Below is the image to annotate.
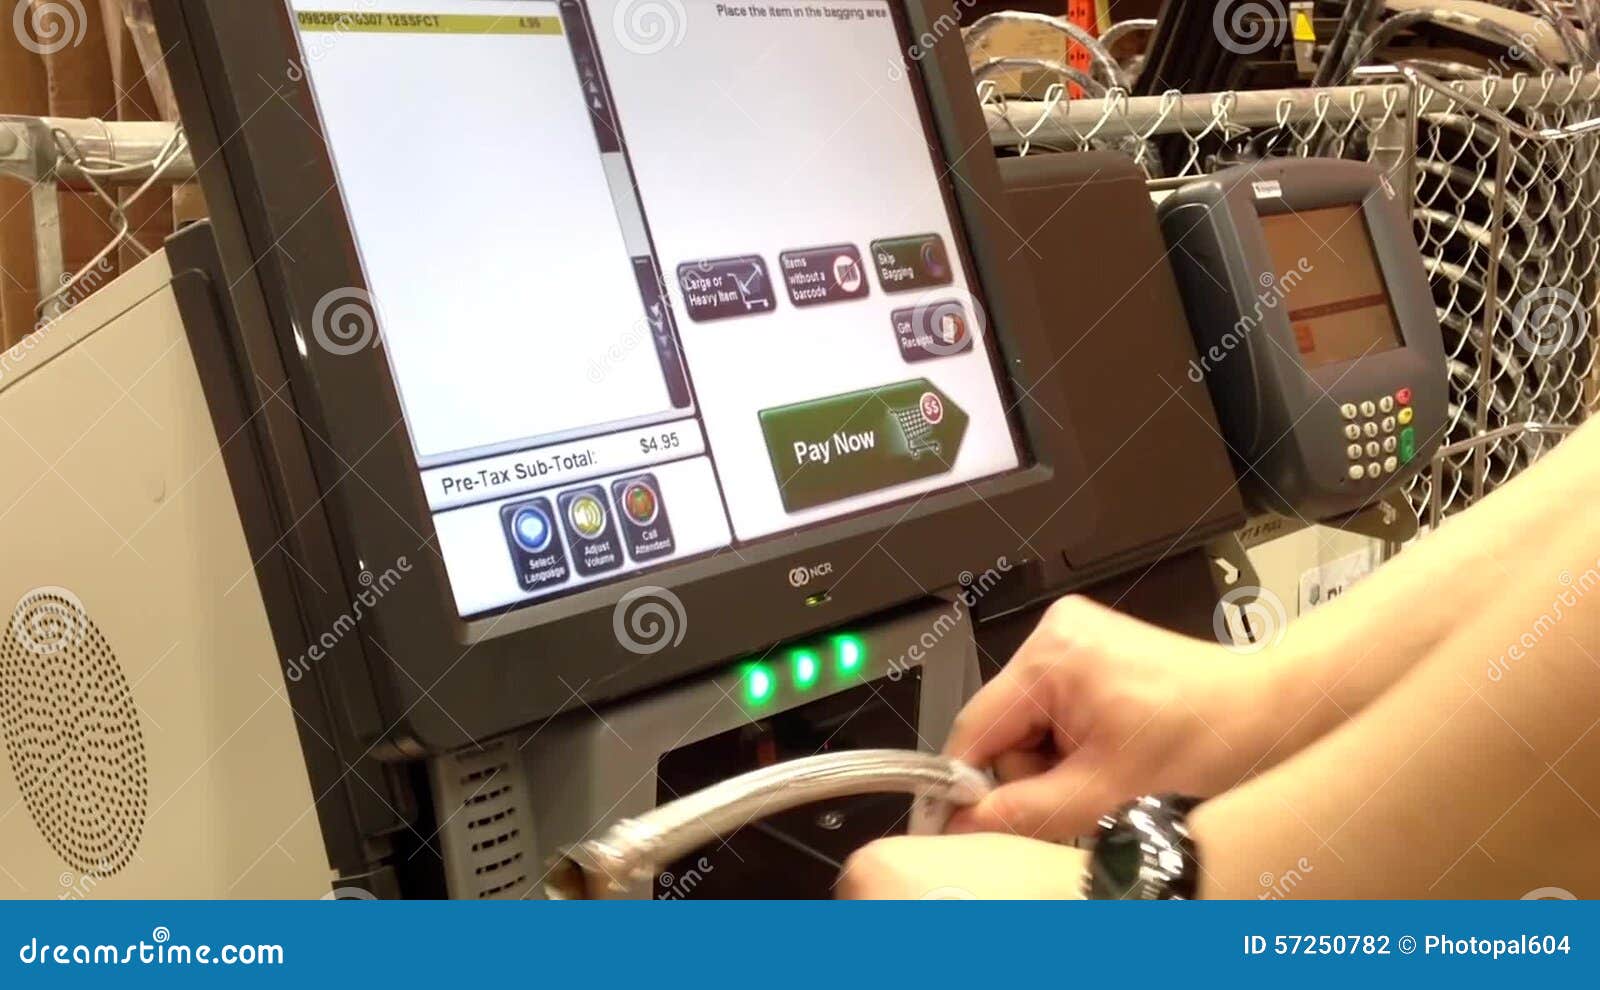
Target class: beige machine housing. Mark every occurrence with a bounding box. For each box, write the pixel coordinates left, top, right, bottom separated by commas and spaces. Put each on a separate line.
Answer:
0, 248, 329, 898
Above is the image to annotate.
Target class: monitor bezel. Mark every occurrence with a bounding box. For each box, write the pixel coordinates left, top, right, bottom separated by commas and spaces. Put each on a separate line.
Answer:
154, 0, 1094, 751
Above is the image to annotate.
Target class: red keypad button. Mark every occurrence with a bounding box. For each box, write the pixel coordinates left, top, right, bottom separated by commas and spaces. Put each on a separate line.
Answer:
1395, 387, 1412, 406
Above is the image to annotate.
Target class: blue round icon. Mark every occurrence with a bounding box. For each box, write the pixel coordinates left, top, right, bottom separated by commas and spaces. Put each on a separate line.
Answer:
511, 506, 552, 553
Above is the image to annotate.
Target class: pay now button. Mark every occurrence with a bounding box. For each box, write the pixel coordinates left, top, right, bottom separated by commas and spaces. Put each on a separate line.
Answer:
758, 379, 969, 513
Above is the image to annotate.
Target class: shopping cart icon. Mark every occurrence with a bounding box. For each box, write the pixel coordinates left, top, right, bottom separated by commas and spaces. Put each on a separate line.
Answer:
890, 404, 942, 459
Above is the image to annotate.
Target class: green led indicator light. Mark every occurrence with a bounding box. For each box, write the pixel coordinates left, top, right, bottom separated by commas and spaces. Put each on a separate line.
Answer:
744, 664, 775, 705
834, 635, 865, 675
792, 650, 820, 689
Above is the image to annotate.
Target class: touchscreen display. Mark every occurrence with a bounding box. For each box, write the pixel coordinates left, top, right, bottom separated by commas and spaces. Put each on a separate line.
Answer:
1259, 204, 1404, 370
289, 0, 1023, 617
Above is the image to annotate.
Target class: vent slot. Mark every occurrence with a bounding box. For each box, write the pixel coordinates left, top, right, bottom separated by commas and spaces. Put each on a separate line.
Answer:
432, 739, 536, 899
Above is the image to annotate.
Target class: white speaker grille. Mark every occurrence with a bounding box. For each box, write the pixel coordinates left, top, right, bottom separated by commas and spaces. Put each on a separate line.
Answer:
1, 589, 148, 875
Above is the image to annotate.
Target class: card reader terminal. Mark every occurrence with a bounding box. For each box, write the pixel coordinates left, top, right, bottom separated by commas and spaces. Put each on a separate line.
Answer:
1158, 159, 1446, 520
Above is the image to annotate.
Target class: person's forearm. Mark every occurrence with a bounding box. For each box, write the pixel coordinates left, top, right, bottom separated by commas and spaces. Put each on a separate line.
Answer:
1192, 510, 1600, 898
1256, 421, 1600, 764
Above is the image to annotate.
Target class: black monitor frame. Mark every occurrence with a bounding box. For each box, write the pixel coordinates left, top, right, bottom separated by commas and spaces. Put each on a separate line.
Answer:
153, 0, 1095, 752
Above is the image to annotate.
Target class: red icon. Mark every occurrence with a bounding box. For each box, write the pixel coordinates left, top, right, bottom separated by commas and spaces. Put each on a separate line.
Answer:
622, 482, 659, 526
919, 391, 944, 425
1395, 387, 1412, 406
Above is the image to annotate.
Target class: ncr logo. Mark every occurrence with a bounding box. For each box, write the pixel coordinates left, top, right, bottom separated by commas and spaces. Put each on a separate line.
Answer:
788, 562, 834, 588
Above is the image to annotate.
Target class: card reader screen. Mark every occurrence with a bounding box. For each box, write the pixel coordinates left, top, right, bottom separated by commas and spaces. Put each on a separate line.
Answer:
287, 0, 1024, 617
1260, 204, 1404, 370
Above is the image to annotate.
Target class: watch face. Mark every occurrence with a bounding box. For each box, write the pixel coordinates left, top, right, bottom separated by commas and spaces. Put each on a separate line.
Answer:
1088, 823, 1145, 899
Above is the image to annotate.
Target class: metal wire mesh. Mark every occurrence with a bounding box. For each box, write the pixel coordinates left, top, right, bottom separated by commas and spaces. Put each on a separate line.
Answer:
985, 71, 1600, 524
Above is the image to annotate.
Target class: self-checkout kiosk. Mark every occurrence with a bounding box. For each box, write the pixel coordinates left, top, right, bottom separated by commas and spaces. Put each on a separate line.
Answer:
0, 0, 1443, 898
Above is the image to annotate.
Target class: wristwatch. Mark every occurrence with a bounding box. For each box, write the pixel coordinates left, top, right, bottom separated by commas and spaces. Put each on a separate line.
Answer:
1083, 794, 1203, 899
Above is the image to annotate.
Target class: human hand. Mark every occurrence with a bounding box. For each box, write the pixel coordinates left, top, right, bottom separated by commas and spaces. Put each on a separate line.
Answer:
943, 595, 1287, 840
836, 833, 1089, 899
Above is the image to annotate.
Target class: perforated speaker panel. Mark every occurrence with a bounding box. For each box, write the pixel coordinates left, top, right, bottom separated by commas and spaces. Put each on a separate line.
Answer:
0, 589, 148, 875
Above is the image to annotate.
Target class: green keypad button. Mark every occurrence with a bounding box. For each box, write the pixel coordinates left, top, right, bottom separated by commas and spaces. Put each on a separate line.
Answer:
1398, 426, 1417, 464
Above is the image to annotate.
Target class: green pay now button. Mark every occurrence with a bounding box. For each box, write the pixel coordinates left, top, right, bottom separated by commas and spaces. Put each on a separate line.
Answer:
759, 379, 969, 513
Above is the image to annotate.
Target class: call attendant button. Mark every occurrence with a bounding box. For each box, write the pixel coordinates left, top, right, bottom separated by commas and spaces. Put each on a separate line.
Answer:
558, 486, 624, 576
611, 473, 676, 563
499, 497, 570, 593
758, 378, 970, 513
